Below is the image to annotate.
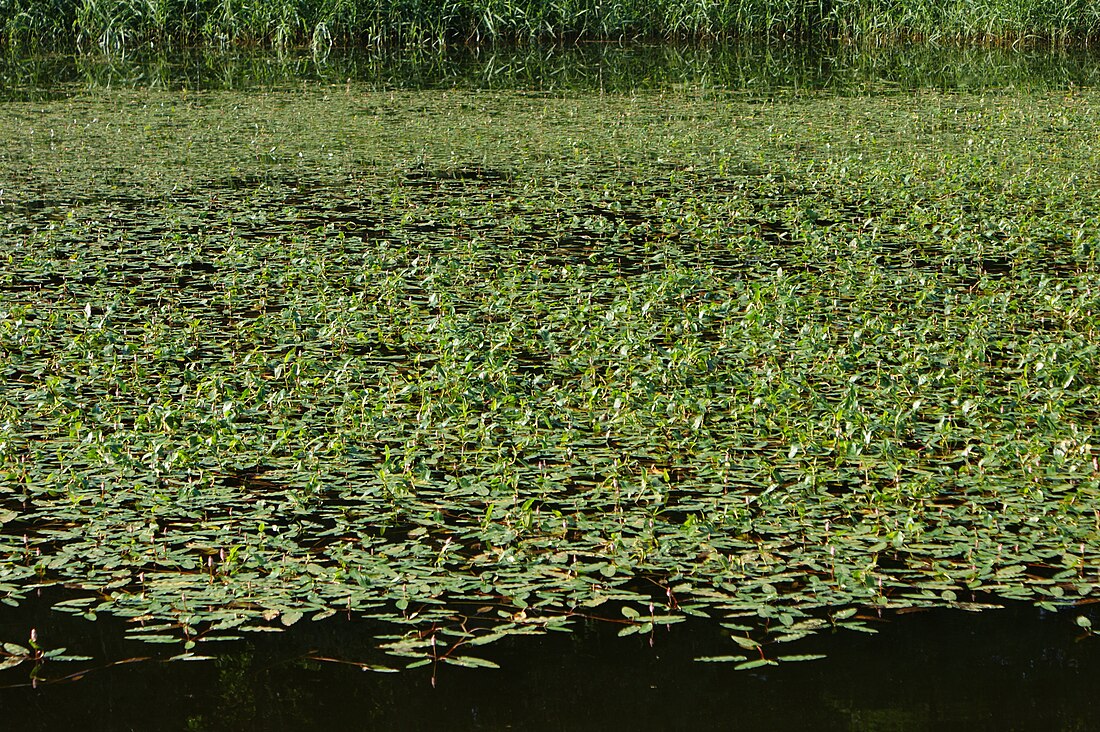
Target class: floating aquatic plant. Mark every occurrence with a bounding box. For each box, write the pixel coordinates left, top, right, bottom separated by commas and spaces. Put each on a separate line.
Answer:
0, 78, 1098, 671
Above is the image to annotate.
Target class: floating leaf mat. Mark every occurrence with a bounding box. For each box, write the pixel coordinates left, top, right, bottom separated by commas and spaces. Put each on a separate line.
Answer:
1, 86, 1098, 667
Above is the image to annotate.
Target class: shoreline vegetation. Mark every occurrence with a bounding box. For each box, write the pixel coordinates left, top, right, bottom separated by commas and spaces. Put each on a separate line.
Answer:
2, 0, 1100, 51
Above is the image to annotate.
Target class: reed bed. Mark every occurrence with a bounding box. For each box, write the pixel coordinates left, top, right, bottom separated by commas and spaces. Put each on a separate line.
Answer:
2, 0, 1100, 49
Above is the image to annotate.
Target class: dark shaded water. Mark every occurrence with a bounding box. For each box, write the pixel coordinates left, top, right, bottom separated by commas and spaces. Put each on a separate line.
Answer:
1, 594, 1097, 731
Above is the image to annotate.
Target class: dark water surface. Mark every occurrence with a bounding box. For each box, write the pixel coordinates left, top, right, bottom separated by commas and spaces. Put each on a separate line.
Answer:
0, 594, 1097, 731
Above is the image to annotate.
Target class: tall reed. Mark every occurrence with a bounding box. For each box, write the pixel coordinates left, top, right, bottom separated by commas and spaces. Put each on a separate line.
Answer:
2, 0, 1098, 49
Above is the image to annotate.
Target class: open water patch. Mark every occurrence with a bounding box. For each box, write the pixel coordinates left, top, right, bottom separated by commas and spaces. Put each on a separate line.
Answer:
0, 593, 1096, 730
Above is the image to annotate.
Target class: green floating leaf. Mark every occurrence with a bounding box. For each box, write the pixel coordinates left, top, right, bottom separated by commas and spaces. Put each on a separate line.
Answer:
720, 623, 753, 632
679, 605, 711, 618
442, 655, 500, 669
360, 664, 399, 673
650, 615, 684, 626
694, 655, 747, 663
777, 654, 828, 663
168, 653, 216, 662
467, 631, 512, 647
43, 650, 92, 661
734, 658, 778, 671
128, 635, 182, 643
774, 632, 810, 643
731, 635, 761, 650
1076, 615, 1092, 629
839, 622, 878, 635
197, 635, 243, 643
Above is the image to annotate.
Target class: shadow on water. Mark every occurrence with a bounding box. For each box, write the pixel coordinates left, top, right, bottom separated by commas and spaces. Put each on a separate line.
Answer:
0, 592, 1097, 731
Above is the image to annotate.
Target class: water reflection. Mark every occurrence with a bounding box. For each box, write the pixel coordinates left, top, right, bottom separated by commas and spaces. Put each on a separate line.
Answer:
3, 42, 1100, 101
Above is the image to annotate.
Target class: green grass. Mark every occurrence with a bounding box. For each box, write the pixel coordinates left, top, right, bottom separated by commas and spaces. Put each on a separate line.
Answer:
2, 0, 1100, 49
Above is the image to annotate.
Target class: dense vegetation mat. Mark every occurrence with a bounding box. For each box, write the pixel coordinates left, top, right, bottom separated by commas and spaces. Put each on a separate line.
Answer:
1, 82, 1099, 670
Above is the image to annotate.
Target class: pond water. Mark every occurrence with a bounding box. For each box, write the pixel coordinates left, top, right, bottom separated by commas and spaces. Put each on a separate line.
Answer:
2, 43, 1100, 728
1, 591, 1097, 730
